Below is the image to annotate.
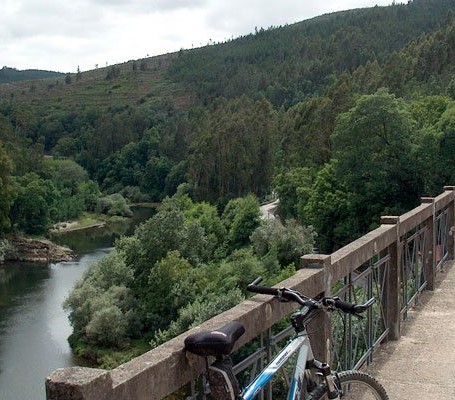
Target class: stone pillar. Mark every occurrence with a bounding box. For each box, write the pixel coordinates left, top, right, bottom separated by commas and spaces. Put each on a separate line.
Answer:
46, 367, 113, 400
380, 216, 401, 341
421, 197, 436, 291
301, 254, 332, 362
444, 186, 455, 260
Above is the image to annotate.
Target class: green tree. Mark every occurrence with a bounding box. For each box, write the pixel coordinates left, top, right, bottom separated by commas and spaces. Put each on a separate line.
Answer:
273, 167, 315, 220
302, 161, 356, 252
64, 250, 141, 347
184, 200, 227, 259
435, 104, 455, 185
251, 219, 316, 268
10, 173, 59, 234
45, 159, 89, 195
146, 250, 195, 329
332, 89, 422, 235
0, 144, 15, 232
215, 247, 266, 293
222, 194, 261, 250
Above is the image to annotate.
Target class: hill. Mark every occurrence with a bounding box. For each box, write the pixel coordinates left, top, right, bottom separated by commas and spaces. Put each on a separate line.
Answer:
2, 0, 455, 114
0, 66, 63, 84
0, 55, 192, 116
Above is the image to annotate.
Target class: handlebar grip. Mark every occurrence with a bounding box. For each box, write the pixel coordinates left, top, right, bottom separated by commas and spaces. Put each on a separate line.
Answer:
334, 297, 375, 314
247, 277, 279, 295
247, 284, 279, 296
334, 298, 357, 314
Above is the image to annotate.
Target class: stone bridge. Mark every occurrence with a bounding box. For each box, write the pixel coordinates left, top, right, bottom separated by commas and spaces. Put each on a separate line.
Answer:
46, 187, 455, 399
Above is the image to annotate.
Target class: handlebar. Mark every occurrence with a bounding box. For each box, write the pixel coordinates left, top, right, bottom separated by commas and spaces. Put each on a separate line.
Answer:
247, 277, 375, 317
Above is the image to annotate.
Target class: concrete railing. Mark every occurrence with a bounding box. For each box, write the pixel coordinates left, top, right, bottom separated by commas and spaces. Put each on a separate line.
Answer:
46, 187, 455, 400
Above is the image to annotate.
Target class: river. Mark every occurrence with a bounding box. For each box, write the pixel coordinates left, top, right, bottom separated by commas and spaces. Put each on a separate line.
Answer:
0, 207, 154, 400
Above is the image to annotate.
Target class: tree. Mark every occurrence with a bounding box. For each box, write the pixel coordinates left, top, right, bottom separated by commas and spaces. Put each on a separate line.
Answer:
302, 161, 356, 252
273, 167, 315, 220
435, 104, 455, 185
146, 250, 195, 329
9, 173, 60, 234
64, 250, 141, 347
0, 144, 15, 233
184, 200, 227, 259
45, 159, 89, 195
331, 89, 423, 234
188, 97, 276, 201
222, 194, 261, 250
251, 219, 316, 268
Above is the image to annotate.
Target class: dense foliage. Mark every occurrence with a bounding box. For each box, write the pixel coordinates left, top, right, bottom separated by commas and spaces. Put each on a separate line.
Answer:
64, 193, 314, 365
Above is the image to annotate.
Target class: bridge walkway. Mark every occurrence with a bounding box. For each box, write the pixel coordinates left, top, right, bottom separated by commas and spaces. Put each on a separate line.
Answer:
366, 261, 455, 399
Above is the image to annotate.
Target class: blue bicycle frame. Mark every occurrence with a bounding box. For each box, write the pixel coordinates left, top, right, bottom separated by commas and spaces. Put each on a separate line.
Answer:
241, 331, 314, 400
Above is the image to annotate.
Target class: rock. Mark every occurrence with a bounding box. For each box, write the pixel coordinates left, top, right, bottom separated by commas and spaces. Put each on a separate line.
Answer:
5, 237, 75, 263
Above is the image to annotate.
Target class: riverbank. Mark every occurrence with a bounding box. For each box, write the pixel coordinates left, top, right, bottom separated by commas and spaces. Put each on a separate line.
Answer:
4, 237, 75, 263
3, 214, 129, 264
49, 220, 106, 234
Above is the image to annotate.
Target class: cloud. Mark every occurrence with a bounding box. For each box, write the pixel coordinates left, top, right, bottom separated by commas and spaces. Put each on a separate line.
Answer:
87, 0, 207, 13
0, 0, 398, 72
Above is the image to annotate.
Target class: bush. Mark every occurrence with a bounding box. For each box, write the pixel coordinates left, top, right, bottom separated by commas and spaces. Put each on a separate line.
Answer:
64, 251, 141, 348
96, 193, 133, 217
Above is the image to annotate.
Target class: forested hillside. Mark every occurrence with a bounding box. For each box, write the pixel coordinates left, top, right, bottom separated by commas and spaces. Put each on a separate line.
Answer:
3, 0, 455, 365
0, 66, 63, 84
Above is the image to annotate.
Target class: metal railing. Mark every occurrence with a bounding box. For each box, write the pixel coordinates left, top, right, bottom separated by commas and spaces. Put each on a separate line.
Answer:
332, 253, 389, 371
436, 206, 450, 271
400, 222, 428, 317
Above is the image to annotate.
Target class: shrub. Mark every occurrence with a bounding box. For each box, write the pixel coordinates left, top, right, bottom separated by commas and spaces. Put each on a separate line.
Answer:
96, 193, 133, 217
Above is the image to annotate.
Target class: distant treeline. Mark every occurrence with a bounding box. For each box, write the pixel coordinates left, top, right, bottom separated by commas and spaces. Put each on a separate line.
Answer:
0, 66, 63, 84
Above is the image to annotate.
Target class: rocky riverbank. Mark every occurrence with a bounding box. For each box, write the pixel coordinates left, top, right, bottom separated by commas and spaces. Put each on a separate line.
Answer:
5, 237, 75, 263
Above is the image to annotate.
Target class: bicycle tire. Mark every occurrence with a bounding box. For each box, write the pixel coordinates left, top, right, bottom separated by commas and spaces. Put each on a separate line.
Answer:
307, 370, 389, 400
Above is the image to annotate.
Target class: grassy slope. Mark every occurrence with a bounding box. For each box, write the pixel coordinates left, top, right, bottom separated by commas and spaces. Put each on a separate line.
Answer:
0, 54, 194, 116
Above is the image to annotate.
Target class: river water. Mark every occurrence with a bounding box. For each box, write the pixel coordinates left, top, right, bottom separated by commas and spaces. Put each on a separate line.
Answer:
0, 207, 154, 400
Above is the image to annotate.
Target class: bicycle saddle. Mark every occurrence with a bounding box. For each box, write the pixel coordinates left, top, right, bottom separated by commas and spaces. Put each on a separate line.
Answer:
184, 321, 245, 356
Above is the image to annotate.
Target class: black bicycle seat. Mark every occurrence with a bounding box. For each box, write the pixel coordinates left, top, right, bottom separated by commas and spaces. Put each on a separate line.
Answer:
184, 321, 245, 356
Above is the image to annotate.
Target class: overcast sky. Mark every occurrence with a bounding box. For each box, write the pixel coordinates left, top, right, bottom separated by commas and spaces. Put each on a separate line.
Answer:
1, 0, 399, 73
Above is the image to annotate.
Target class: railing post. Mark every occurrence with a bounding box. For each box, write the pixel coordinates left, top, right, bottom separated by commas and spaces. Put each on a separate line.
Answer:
421, 197, 435, 291
380, 216, 401, 340
300, 254, 332, 362
444, 186, 455, 260
46, 367, 113, 400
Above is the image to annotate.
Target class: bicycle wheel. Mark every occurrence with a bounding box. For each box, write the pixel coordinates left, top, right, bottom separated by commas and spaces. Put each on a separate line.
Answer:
308, 370, 388, 400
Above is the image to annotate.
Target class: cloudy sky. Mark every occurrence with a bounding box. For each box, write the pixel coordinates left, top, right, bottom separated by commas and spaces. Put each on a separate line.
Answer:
1, 0, 399, 73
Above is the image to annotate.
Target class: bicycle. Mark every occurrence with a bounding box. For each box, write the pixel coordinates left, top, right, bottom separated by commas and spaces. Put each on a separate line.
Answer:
184, 277, 388, 400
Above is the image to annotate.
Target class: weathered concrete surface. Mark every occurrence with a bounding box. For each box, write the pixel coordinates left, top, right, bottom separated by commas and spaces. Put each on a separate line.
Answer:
366, 261, 455, 398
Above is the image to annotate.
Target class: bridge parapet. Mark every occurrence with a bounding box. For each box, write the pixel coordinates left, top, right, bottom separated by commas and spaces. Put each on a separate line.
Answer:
46, 187, 455, 400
